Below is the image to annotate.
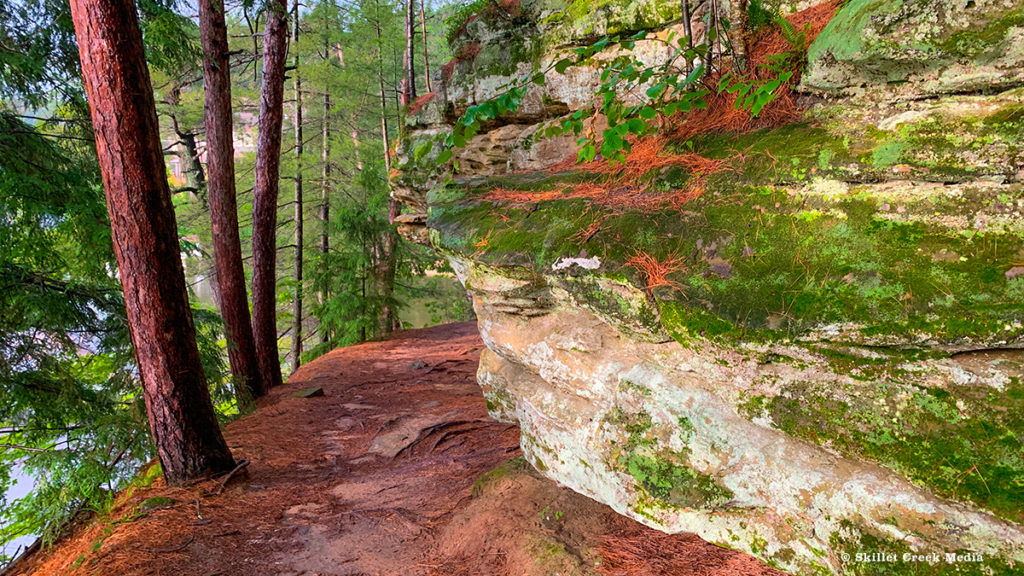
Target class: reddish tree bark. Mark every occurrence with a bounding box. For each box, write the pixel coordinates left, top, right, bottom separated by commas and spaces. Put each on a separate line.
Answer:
251, 0, 289, 390
198, 0, 266, 402
69, 0, 235, 483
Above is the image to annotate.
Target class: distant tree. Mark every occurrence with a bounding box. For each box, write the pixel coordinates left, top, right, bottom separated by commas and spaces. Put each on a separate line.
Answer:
69, 0, 235, 483
251, 0, 289, 390
402, 0, 416, 104
291, 0, 305, 373
420, 0, 432, 92
318, 38, 331, 343
198, 0, 266, 402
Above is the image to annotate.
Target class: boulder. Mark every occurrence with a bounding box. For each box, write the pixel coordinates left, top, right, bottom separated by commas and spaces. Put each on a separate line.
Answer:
394, 0, 1024, 572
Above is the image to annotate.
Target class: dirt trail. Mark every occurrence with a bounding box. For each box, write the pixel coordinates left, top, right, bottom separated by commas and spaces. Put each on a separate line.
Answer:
11, 323, 784, 576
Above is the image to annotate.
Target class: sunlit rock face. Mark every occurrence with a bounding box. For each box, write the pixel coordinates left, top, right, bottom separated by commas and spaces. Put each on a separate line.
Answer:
395, 0, 1024, 573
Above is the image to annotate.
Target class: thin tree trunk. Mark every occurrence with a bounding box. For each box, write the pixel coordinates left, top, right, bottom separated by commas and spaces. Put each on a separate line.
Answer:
318, 51, 331, 345
403, 0, 416, 105
377, 6, 400, 335
374, 13, 392, 173
199, 0, 265, 404
251, 0, 289, 390
709, 0, 722, 72
351, 116, 363, 171
681, 0, 694, 74
166, 84, 207, 207
420, 0, 431, 93
291, 0, 303, 374
728, 0, 748, 73
165, 83, 219, 329
70, 0, 235, 484
378, 200, 400, 335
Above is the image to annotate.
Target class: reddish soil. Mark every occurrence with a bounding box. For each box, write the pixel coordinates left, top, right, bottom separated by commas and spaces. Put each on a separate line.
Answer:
9, 323, 785, 576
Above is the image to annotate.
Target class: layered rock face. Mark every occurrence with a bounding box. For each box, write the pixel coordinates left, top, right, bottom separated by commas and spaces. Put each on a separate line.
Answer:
395, 1, 1024, 574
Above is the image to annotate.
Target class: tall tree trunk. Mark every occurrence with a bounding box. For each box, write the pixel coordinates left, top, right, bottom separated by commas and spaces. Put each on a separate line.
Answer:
318, 87, 330, 345
420, 0, 431, 93
374, 15, 392, 174
377, 200, 400, 335
70, 0, 235, 484
251, 0, 288, 390
376, 9, 400, 335
291, 0, 303, 373
199, 0, 266, 404
402, 0, 416, 105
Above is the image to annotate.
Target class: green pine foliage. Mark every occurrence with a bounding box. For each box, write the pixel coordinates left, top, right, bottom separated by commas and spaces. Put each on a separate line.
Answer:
0, 0, 240, 561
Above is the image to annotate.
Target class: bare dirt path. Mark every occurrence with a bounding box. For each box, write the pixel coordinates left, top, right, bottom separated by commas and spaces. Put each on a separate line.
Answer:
11, 323, 784, 576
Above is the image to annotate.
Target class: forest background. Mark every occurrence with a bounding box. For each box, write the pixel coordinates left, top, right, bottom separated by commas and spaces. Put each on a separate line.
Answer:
0, 0, 473, 563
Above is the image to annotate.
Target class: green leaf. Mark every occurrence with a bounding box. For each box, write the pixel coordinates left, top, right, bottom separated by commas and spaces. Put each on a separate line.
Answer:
578, 142, 597, 163
683, 64, 705, 87
436, 149, 453, 164
554, 58, 574, 74
414, 141, 433, 161
601, 129, 623, 158
639, 106, 657, 120
646, 82, 667, 99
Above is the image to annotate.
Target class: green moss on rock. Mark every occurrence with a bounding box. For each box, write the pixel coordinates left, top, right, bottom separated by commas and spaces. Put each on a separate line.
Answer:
605, 408, 734, 510
830, 520, 1020, 575
743, 373, 1024, 523
804, 0, 1024, 92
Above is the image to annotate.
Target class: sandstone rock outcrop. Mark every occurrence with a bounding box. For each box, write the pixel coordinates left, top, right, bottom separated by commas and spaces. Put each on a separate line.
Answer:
395, 1, 1024, 573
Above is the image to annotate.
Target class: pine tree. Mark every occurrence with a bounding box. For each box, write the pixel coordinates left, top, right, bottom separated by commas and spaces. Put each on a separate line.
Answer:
199, 0, 265, 402
291, 0, 305, 373
251, 0, 290, 391
69, 0, 235, 483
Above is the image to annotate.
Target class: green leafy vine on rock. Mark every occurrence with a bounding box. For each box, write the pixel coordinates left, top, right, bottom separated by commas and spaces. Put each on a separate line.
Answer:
417, 12, 808, 174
